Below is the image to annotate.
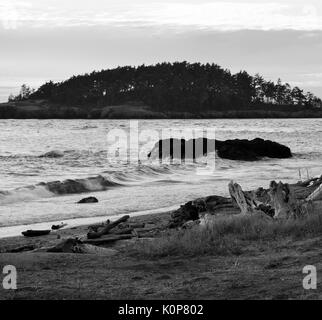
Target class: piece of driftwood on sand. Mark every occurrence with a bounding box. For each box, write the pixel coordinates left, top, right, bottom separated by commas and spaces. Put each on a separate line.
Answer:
110, 227, 134, 235
51, 223, 68, 230
46, 238, 118, 255
84, 234, 133, 245
87, 215, 130, 239
7, 245, 36, 253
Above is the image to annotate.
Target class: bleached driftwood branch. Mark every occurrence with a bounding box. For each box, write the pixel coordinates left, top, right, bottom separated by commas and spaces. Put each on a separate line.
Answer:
306, 183, 322, 202
228, 181, 259, 215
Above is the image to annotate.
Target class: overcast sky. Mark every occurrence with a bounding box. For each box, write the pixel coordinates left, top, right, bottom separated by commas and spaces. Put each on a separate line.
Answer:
0, 0, 321, 102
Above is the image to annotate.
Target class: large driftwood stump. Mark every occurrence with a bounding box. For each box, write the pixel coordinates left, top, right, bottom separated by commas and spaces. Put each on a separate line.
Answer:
228, 181, 258, 215
269, 181, 300, 219
168, 201, 199, 228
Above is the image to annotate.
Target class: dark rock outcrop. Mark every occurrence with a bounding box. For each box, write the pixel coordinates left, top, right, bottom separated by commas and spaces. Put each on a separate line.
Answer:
39, 150, 64, 158
148, 137, 292, 161
38, 175, 118, 195
216, 138, 292, 161
77, 196, 99, 204
148, 138, 216, 160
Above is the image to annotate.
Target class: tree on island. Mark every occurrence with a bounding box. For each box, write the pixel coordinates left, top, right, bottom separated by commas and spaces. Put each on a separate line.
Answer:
8, 84, 34, 102
14, 62, 322, 112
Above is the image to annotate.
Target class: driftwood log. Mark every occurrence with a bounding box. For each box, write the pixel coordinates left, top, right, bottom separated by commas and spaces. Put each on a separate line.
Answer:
47, 238, 82, 253
46, 238, 118, 255
84, 234, 133, 245
87, 215, 130, 239
110, 227, 134, 235
51, 223, 68, 230
7, 245, 36, 253
88, 220, 110, 232
127, 223, 145, 229
22, 230, 51, 237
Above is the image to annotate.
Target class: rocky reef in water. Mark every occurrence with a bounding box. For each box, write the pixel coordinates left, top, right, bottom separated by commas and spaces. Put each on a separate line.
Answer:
147, 138, 292, 161
38, 176, 120, 195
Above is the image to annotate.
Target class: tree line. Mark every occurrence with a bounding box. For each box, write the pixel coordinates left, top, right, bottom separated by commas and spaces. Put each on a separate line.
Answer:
9, 62, 322, 112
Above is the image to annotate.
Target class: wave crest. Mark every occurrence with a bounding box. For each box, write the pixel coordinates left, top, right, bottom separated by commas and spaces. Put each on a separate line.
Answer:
39, 150, 65, 158
0, 175, 120, 205
40, 175, 119, 195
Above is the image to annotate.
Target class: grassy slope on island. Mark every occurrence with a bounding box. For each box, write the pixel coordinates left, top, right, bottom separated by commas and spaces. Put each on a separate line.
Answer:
1, 99, 322, 119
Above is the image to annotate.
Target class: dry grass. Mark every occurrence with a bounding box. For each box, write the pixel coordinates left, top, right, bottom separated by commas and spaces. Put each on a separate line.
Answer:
128, 204, 322, 258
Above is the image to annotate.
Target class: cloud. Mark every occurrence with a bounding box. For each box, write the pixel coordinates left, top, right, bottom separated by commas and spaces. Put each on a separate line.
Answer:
0, 1, 32, 29
1, 0, 322, 31
290, 73, 322, 88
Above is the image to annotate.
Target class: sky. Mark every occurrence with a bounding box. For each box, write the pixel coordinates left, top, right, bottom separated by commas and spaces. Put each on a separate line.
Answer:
0, 0, 322, 102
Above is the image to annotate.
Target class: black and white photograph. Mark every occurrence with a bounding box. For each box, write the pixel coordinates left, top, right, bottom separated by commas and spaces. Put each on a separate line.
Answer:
1, 0, 322, 305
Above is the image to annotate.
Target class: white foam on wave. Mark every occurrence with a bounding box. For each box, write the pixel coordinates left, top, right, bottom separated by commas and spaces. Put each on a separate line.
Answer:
0, 175, 120, 205
0, 185, 54, 205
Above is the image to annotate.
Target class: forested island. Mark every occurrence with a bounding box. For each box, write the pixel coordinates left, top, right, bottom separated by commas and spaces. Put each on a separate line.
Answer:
1, 62, 322, 119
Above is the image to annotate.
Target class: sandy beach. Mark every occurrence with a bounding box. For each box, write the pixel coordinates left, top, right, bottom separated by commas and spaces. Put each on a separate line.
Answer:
1, 179, 322, 300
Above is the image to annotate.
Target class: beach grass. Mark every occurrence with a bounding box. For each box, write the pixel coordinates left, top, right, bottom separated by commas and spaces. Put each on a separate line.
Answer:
128, 203, 322, 258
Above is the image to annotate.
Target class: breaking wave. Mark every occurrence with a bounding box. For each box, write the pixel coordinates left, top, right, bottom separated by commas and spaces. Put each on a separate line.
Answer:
0, 149, 108, 160
0, 164, 181, 205
0, 175, 121, 205
39, 150, 65, 158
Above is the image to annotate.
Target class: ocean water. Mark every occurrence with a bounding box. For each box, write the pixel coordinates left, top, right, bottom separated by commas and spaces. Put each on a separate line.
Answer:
1, 119, 322, 237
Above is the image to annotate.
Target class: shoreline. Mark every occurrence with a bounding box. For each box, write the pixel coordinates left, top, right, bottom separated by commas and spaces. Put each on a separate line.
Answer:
0, 208, 172, 255
0, 204, 179, 240
2, 100, 322, 120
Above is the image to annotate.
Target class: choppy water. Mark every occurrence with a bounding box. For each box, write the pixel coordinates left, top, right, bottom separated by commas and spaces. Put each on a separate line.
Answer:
1, 119, 322, 237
